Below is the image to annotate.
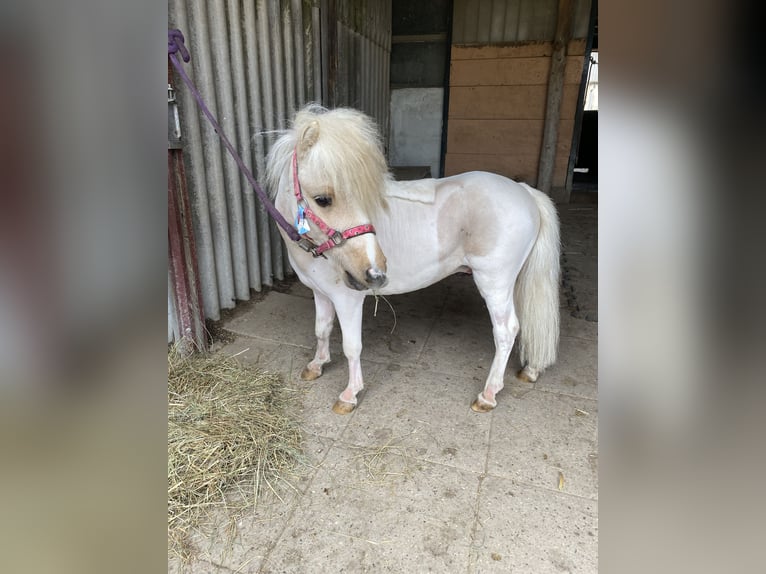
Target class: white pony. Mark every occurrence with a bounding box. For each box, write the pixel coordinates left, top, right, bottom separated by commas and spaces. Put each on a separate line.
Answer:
267, 105, 560, 414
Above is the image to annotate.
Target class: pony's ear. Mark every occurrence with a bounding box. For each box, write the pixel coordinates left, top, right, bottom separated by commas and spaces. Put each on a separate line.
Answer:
298, 120, 320, 156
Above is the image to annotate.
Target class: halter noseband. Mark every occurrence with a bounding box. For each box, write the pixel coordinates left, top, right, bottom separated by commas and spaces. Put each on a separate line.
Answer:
291, 149, 376, 258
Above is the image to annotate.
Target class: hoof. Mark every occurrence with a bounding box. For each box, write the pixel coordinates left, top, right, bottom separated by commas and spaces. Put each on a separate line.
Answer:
300, 365, 323, 381
332, 399, 356, 415
470, 394, 496, 413
516, 366, 538, 383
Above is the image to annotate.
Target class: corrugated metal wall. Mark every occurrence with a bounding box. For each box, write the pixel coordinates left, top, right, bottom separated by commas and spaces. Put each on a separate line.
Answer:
326, 0, 392, 146
167, 0, 391, 325
452, 0, 590, 44
168, 0, 317, 322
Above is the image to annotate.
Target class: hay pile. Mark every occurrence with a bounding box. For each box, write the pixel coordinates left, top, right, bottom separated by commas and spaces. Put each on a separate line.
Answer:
168, 349, 302, 560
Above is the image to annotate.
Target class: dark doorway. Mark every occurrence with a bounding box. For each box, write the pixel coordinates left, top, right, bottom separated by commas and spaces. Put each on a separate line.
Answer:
573, 51, 598, 191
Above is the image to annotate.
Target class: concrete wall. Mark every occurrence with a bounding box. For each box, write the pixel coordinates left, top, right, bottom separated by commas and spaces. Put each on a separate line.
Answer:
444, 40, 585, 188
389, 88, 444, 178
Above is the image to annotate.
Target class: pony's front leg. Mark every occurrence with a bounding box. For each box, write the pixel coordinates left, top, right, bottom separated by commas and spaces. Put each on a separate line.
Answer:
331, 294, 366, 415
301, 291, 336, 381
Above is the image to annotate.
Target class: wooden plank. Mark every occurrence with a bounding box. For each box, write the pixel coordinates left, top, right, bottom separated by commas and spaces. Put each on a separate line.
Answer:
452, 42, 553, 60
446, 96, 577, 183
444, 152, 540, 182
446, 118, 574, 155
449, 86, 547, 120
448, 84, 580, 120
443, 147, 572, 186
568, 38, 587, 56
450, 39, 585, 61
450, 57, 550, 85
450, 54, 583, 86
447, 119, 543, 155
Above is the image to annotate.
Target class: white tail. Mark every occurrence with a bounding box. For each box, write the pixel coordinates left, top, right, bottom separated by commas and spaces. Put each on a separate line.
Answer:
515, 184, 561, 371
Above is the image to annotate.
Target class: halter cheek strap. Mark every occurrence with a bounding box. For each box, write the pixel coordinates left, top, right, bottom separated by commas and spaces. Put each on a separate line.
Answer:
291, 150, 377, 257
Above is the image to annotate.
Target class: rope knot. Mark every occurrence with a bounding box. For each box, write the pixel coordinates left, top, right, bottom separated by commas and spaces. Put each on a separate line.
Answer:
168, 29, 190, 62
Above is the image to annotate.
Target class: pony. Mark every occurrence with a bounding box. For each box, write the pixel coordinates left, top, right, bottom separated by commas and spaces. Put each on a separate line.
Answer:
267, 104, 560, 414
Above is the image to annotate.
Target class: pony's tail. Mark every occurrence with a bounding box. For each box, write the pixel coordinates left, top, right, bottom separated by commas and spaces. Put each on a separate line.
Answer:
515, 184, 561, 374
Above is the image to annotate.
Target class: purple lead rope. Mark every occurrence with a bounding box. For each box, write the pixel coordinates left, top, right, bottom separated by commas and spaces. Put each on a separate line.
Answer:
168, 29, 301, 243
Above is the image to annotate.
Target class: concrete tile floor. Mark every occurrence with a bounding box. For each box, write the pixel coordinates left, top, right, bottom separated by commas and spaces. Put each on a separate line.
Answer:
170, 204, 598, 573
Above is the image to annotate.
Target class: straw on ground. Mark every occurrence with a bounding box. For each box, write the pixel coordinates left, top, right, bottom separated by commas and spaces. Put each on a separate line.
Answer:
168, 348, 303, 561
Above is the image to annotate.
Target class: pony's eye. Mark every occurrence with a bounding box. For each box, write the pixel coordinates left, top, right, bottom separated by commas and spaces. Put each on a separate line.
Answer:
314, 196, 332, 208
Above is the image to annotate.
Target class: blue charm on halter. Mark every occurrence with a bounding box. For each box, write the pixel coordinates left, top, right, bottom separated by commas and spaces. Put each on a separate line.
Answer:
295, 205, 310, 235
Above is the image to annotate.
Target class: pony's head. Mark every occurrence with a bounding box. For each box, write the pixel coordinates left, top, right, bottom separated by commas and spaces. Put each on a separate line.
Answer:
268, 105, 390, 291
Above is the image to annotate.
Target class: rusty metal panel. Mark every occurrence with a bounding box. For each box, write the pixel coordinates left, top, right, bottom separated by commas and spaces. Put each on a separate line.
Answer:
453, 0, 591, 44
168, 148, 207, 351
168, 272, 179, 344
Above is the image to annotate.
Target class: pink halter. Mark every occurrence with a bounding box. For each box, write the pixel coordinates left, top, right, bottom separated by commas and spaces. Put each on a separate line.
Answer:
291, 149, 376, 257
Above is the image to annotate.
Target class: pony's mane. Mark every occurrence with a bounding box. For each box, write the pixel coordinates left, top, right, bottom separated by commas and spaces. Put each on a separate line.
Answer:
266, 104, 390, 216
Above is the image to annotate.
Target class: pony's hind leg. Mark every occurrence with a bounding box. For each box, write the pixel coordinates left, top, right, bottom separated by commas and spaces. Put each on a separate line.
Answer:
470, 281, 519, 413
301, 291, 336, 381
517, 365, 540, 383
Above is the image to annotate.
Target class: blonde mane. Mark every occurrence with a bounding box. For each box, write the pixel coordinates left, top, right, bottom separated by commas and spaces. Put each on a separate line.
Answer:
266, 104, 390, 216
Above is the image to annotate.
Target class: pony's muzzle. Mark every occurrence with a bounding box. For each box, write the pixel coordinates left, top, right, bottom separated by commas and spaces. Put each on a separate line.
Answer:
365, 267, 387, 289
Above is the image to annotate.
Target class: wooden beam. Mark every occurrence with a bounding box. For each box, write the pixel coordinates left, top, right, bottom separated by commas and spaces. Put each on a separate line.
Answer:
537, 0, 575, 196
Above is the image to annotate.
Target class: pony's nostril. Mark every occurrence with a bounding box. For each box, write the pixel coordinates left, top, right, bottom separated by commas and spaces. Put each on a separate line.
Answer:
365, 268, 387, 287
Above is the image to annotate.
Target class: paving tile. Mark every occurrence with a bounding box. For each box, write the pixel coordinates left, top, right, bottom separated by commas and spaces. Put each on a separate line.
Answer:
217, 336, 317, 378
172, 428, 418, 574
469, 477, 598, 574
440, 274, 490, 323
560, 311, 598, 341
171, 435, 334, 574
419, 290, 597, 393
168, 557, 232, 574
217, 337, 364, 441
368, 281, 448, 322
487, 390, 598, 500
224, 290, 436, 372
182, 516, 279, 573
342, 367, 493, 474
284, 280, 315, 299
173, 476, 306, 574
360, 300, 435, 368
224, 292, 318, 348
562, 253, 597, 321
296, 362, 385, 440
260, 446, 479, 573
417, 311, 498, 379
535, 336, 598, 401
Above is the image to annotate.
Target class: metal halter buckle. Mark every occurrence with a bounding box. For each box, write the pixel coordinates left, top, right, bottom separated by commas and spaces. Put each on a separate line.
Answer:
297, 236, 317, 254
330, 231, 344, 246
297, 236, 326, 258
